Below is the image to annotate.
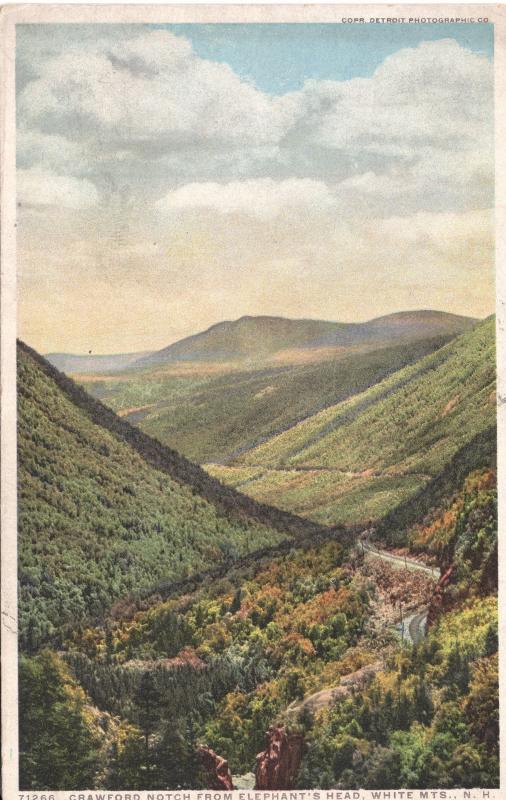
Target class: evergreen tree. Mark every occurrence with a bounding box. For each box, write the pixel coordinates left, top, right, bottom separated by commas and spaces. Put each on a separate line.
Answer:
414, 679, 434, 725
230, 588, 242, 614
484, 624, 498, 656
107, 724, 147, 789
19, 651, 101, 789
134, 670, 161, 761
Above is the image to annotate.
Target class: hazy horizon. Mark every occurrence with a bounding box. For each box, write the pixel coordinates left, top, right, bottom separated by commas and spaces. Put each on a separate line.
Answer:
35, 306, 486, 357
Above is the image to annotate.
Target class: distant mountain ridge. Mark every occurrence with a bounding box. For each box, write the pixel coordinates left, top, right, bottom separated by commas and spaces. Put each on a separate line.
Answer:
135, 310, 477, 367
46, 351, 153, 374
45, 311, 477, 373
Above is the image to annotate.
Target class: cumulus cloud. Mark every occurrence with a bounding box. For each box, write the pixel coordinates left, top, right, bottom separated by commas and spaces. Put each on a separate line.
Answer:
296, 40, 492, 155
17, 167, 99, 209
17, 128, 87, 173
16, 30, 493, 215
18, 29, 294, 153
156, 178, 336, 219
15, 26, 495, 351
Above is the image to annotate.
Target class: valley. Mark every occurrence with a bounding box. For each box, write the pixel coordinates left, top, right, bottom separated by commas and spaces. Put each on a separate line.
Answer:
67, 311, 477, 468
14, 16, 499, 794
207, 317, 496, 529
20, 466, 498, 789
19, 313, 498, 790
18, 341, 329, 652
63, 315, 495, 533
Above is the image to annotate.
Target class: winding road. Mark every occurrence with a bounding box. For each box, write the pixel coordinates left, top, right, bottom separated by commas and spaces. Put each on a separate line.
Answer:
268, 535, 438, 727
360, 536, 439, 645
399, 609, 429, 645
361, 539, 440, 580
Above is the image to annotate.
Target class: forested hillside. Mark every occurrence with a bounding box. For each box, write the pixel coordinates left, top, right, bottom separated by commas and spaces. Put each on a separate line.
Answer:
15, 13, 498, 794
299, 468, 498, 788
209, 318, 496, 529
19, 468, 498, 789
17, 320, 497, 791
80, 336, 457, 464
18, 343, 328, 652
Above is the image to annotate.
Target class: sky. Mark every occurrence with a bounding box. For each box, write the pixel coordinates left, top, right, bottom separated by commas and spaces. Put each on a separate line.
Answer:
16, 23, 494, 354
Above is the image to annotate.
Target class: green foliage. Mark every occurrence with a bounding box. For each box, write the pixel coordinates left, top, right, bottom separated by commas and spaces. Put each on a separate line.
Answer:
106, 722, 147, 789
50, 541, 374, 784
378, 427, 496, 546
296, 471, 498, 790
298, 638, 498, 789
208, 466, 427, 527
18, 344, 318, 651
19, 651, 102, 789
211, 319, 495, 529
19, 464, 499, 789
83, 336, 454, 464
17, 326, 498, 790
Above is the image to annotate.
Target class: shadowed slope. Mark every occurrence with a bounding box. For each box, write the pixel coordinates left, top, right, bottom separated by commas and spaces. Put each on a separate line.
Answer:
18, 342, 333, 652
209, 318, 496, 527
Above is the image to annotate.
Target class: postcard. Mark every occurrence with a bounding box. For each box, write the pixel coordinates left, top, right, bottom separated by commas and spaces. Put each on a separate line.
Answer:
1, 5, 505, 799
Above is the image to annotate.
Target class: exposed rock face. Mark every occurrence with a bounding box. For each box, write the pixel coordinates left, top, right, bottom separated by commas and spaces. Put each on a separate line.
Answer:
198, 745, 234, 790
255, 726, 304, 789
427, 564, 454, 626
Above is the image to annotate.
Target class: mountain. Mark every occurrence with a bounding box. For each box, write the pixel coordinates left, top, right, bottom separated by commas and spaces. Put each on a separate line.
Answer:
18, 329, 498, 791
17, 341, 330, 653
82, 334, 461, 464
135, 316, 338, 366
208, 317, 496, 530
135, 311, 476, 367
45, 351, 153, 374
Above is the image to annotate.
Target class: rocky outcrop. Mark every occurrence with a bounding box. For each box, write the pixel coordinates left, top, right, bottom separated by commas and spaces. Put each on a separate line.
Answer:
198, 745, 234, 790
427, 564, 454, 626
255, 726, 304, 789
287, 660, 383, 717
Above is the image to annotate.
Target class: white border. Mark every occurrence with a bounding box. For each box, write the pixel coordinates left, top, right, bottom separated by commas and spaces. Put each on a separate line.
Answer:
1, 5, 18, 800
1, 6, 505, 799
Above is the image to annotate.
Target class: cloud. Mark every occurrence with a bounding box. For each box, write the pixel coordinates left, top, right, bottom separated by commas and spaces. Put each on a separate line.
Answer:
17, 167, 99, 209
156, 178, 336, 219
18, 29, 294, 153
17, 128, 86, 173
15, 27, 495, 351
336, 144, 493, 213
300, 40, 492, 155
17, 31, 493, 217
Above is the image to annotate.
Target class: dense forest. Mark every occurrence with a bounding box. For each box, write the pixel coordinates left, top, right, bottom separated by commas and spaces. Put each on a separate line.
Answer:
17, 325, 498, 790
18, 343, 330, 652
20, 468, 498, 788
